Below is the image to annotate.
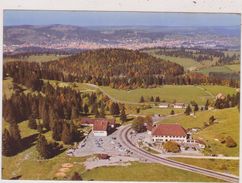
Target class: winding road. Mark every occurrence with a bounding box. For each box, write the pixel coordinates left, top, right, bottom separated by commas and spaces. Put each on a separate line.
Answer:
118, 124, 239, 183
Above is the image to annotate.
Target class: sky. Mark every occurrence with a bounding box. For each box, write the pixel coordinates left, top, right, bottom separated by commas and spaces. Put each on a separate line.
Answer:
4, 10, 241, 27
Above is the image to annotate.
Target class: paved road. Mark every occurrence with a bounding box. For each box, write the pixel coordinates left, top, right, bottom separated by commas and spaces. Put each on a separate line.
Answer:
118, 124, 239, 183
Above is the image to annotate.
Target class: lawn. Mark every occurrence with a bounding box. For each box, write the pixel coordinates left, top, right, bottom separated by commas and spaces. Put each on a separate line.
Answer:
82, 162, 221, 182
3, 54, 68, 63
99, 85, 236, 105
169, 158, 239, 176
158, 107, 240, 156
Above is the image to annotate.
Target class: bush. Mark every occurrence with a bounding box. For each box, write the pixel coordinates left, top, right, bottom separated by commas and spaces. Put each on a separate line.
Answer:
163, 141, 180, 153
225, 136, 237, 148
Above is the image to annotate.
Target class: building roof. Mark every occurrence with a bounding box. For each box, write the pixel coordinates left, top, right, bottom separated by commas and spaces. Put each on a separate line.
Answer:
174, 103, 185, 106
93, 120, 108, 131
159, 103, 169, 106
152, 124, 186, 137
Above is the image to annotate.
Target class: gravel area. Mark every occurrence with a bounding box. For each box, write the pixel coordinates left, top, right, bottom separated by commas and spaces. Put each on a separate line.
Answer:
84, 155, 139, 170
67, 127, 133, 157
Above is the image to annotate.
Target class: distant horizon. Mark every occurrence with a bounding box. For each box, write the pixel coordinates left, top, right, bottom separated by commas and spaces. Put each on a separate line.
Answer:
4, 11, 241, 27
3, 24, 241, 28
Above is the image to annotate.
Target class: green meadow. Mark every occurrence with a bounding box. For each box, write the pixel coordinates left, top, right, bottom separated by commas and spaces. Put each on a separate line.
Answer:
169, 158, 239, 176
82, 162, 221, 182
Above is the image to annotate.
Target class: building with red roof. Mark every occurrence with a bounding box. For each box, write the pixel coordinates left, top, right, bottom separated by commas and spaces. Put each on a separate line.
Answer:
80, 118, 116, 136
151, 124, 187, 143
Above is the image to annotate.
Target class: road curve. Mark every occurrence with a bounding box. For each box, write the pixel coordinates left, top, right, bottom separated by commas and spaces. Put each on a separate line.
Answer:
118, 125, 239, 183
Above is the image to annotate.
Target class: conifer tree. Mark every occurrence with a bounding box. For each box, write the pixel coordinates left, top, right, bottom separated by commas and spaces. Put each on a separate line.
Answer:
2, 129, 14, 156
184, 105, 192, 116
155, 96, 160, 103
84, 104, 89, 114
28, 115, 37, 129
36, 134, 50, 159
61, 122, 72, 144
140, 96, 145, 103
120, 106, 127, 123
9, 122, 22, 150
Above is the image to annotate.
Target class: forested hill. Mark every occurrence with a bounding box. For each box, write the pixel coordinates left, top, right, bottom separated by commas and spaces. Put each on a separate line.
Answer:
4, 48, 239, 89
42, 49, 184, 88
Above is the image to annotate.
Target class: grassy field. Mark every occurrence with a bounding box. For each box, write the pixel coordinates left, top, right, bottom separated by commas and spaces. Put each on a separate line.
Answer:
199, 85, 237, 96
153, 55, 202, 71
169, 158, 239, 176
225, 64, 240, 72
99, 85, 236, 105
197, 65, 236, 75
44, 80, 95, 93
158, 107, 239, 156
3, 54, 67, 63
139, 107, 184, 116
82, 162, 221, 182
2, 120, 87, 180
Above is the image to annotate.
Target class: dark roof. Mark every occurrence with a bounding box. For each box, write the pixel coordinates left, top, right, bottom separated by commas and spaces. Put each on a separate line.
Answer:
152, 124, 186, 137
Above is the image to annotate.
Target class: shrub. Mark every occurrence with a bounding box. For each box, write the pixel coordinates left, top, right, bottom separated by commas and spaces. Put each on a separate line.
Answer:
163, 141, 180, 153
225, 136, 237, 148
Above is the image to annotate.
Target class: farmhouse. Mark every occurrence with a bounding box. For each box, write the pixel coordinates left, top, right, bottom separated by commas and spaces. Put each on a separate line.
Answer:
151, 124, 187, 143
173, 103, 186, 109
80, 118, 116, 136
158, 103, 169, 108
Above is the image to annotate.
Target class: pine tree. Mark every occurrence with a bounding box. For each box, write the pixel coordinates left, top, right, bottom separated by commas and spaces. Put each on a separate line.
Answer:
2, 129, 14, 156
9, 122, 22, 150
205, 99, 209, 110
140, 96, 145, 103
194, 103, 199, 112
36, 134, 50, 159
155, 96, 160, 103
99, 103, 106, 118
184, 105, 192, 116
52, 120, 63, 141
42, 107, 50, 130
61, 122, 72, 144
150, 96, 154, 102
170, 110, 175, 115
71, 106, 79, 120
28, 115, 37, 129
120, 106, 127, 123
84, 104, 89, 114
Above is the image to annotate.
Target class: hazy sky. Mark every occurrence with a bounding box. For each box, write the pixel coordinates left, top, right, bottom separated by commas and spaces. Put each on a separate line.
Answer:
4, 10, 241, 26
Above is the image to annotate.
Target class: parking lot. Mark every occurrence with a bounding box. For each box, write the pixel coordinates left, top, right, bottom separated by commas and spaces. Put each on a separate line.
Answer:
67, 127, 133, 157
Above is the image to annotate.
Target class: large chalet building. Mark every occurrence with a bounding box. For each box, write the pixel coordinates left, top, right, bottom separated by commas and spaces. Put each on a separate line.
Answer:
150, 124, 187, 143
80, 118, 115, 137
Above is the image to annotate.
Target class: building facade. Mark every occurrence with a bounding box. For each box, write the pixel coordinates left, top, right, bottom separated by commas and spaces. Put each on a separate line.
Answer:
151, 124, 187, 143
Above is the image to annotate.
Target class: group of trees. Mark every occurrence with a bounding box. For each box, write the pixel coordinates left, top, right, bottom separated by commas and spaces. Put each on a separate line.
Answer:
154, 47, 239, 64
214, 93, 240, 109
131, 116, 152, 133
140, 96, 162, 103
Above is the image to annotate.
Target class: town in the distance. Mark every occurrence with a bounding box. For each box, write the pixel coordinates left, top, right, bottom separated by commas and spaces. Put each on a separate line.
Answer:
2, 12, 241, 182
